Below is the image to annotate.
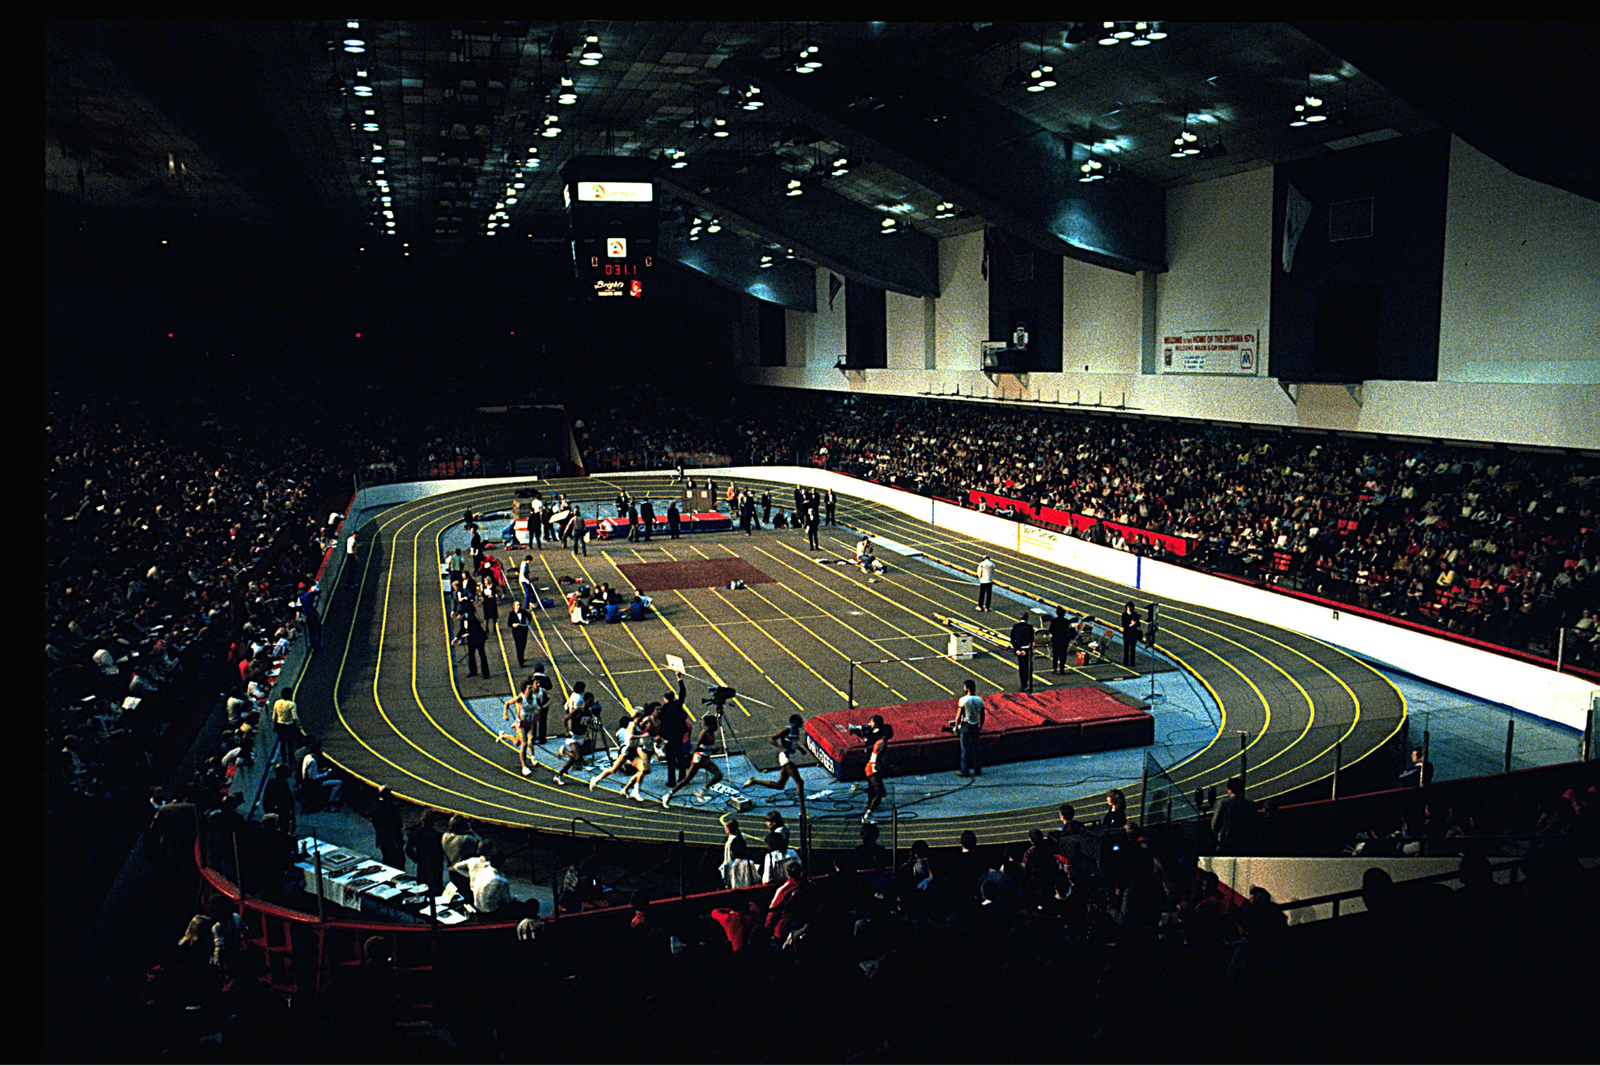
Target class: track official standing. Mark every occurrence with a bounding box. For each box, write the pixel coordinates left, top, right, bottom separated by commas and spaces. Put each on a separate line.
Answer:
639, 499, 654, 541
507, 602, 531, 668
1049, 606, 1074, 674
975, 555, 995, 611
666, 500, 681, 540
1010, 613, 1036, 693
1121, 602, 1143, 669
463, 610, 489, 678
519, 556, 535, 608
955, 679, 985, 777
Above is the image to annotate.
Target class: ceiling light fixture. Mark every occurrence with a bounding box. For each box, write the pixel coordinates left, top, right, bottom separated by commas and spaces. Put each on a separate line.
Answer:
579, 35, 603, 66
1291, 75, 1329, 126
795, 40, 822, 73
1171, 117, 1201, 158
1025, 27, 1057, 92
558, 76, 577, 105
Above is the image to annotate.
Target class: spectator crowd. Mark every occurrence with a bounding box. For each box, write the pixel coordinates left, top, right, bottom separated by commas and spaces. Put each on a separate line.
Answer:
580, 390, 1599, 667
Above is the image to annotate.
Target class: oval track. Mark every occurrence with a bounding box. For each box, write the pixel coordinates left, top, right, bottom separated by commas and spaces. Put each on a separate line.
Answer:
297, 474, 1405, 848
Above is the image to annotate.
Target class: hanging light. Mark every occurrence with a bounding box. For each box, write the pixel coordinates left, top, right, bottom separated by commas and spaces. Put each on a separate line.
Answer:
579, 35, 602, 65
796, 40, 822, 73
558, 77, 577, 105
786, 178, 803, 197
1291, 75, 1329, 126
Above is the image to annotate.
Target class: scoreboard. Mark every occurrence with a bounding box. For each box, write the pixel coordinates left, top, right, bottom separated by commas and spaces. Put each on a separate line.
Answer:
561, 158, 658, 299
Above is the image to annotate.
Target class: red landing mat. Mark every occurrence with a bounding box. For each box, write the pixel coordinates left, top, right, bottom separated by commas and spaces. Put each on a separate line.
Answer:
804, 687, 1154, 781
618, 557, 773, 593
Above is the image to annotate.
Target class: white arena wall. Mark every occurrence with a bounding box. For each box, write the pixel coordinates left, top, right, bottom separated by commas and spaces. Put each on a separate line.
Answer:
703, 466, 1598, 729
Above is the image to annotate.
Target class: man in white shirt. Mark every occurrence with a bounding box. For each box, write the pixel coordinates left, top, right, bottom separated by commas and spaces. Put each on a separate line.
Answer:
452, 854, 511, 914
976, 555, 995, 611
955, 679, 986, 777
528, 496, 545, 548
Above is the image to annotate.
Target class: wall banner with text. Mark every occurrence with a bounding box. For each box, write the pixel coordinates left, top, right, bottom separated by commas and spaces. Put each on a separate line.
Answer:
1160, 329, 1261, 375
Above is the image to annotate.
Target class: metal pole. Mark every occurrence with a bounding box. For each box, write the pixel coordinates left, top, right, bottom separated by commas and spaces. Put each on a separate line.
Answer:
311, 835, 326, 924
1238, 731, 1248, 789
1584, 699, 1594, 763
1331, 742, 1342, 801
1504, 718, 1515, 775
1556, 626, 1565, 673
1139, 759, 1150, 824
891, 795, 899, 868
797, 782, 810, 878
848, 662, 855, 710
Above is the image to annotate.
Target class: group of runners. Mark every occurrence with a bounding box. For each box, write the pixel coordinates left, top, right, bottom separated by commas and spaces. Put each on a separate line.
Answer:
498, 668, 812, 807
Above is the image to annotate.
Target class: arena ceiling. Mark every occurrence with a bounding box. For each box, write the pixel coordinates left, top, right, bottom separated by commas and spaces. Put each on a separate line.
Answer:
44, 21, 1598, 295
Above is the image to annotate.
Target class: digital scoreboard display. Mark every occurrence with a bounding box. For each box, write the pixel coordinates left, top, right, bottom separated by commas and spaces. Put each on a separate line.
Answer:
562, 160, 658, 299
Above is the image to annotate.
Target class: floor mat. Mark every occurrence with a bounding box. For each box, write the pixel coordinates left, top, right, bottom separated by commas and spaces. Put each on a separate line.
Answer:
618, 557, 773, 592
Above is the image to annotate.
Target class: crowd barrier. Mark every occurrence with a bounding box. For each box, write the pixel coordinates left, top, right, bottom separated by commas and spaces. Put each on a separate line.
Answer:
967, 489, 1192, 556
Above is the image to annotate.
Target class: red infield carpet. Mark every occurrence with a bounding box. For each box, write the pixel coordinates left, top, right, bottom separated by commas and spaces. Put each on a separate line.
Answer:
618, 557, 773, 592
805, 686, 1154, 781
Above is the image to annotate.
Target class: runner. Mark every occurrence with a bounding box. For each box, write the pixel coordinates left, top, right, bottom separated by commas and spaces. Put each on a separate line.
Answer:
746, 714, 806, 796
501, 678, 541, 776
552, 683, 597, 785
589, 706, 653, 799
662, 712, 723, 808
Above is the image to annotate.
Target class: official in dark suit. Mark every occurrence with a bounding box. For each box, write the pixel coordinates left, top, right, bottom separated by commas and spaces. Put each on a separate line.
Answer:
1049, 606, 1074, 674
506, 602, 531, 668
1121, 602, 1143, 669
1010, 614, 1036, 693
638, 499, 654, 541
